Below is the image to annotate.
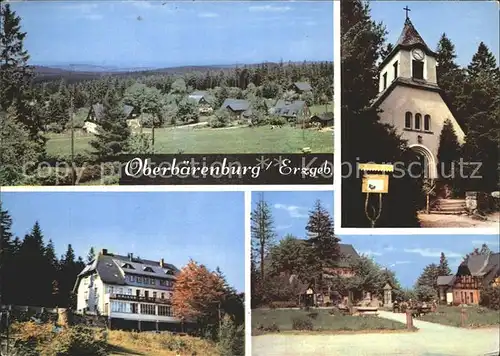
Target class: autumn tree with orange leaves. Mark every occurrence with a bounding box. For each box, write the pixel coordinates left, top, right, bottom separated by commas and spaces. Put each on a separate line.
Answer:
172, 260, 230, 338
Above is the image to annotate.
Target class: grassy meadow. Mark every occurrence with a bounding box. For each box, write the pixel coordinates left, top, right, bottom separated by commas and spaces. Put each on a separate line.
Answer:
419, 305, 500, 328
252, 309, 407, 335
46, 125, 334, 156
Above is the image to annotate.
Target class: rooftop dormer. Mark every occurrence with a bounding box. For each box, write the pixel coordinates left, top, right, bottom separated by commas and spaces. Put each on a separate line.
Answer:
378, 12, 438, 93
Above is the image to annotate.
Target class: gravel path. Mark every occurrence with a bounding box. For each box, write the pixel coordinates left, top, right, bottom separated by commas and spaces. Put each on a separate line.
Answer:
419, 212, 500, 229
252, 311, 500, 356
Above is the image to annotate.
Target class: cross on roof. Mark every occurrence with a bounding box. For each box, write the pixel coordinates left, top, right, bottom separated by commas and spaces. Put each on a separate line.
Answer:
403, 6, 411, 19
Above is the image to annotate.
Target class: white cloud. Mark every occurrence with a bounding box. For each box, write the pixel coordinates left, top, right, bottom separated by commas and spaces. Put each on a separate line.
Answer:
84, 14, 104, 21
61, 3, 103, 20
403, 248, 462, 258
395, 261, 411, 265
472, 240, 500, 247
198, 12, 219, 18
360, 250, 383, 257
249, 5, 292, 13
274, 204, 308, 218
276, 224, 292, 231
383, 245, 396, 252
130, 1, 154, 9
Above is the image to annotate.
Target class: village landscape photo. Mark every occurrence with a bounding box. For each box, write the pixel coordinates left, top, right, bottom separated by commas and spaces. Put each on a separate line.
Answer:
0, 0, 334, 186
250, 190, 500, 355
340, 0, 500, 229
0, 191, 245, 355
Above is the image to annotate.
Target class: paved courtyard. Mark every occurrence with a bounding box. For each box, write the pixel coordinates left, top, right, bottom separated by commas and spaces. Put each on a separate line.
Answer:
252, 311, 500, 356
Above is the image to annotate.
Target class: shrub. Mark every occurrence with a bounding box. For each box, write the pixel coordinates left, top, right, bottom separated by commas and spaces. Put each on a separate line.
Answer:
218, 315, 244, 356
43, 325, 107, 356
208, 109, 231, 128
268, 301, 298, 309
480, 286, 500, 310
46, 122, 64, 133
291, 317, 313, 331
10, 323, 106, 356
268, 116, 287, 126
307, 312, 319, 320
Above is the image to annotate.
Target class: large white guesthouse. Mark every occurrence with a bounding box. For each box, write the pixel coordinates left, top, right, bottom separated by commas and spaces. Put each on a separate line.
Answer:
74, 249, 183, 331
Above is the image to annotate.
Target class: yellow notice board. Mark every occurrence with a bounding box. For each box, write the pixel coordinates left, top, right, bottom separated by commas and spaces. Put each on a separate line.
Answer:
362, 174, 389, 194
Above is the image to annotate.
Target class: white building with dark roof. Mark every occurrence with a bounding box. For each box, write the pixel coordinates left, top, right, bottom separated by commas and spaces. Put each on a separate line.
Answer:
371, 15, 465, 178
73, 249, 183, 331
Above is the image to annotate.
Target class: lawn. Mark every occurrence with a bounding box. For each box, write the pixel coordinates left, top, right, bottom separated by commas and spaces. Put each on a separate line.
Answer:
419, 305, 500, 328
252, 309, 407, 335
45, 125, 333, 156
309, 102, 333, 115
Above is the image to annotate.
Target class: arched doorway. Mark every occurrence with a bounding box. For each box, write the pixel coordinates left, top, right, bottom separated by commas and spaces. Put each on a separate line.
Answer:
409, 144, 438, 179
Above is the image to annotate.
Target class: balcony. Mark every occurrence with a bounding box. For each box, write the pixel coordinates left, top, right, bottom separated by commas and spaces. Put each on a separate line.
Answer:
109, 294, 172, 305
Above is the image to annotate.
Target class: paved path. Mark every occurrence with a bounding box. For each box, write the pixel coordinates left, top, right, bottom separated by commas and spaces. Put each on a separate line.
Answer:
252, 312, 500, 356
419, 212, 500, 230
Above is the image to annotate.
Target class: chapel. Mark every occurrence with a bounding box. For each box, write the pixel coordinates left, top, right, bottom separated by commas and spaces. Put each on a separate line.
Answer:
371, 10, 465, 179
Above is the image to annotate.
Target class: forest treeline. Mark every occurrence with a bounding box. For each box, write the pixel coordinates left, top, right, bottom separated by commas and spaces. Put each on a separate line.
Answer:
0, 205, 88, 308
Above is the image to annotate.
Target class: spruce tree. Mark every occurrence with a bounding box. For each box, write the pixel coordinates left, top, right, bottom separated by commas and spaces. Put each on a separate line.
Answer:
461, 42, 499, 192
0, 1, 32, 112
87, 246, 95, 264
341, 0, 421, 227
90, 88, 131, 159
305, 200, 340, 267
250, 194, 276, 281
0, 204, 13, 304
438, 252, 451, 276
435, 33, 466, 128
437, 119, 461, 179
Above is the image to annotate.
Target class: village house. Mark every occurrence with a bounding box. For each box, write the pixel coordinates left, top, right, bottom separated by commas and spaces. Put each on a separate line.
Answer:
188, 90, 214, 114
371, 15, 465, 178
437, 252, 500, 305
221, 98, 252, 120
86, 103, 138, 123
271, 100, 310, 121
290, 81, 313, 94
309, 112, 334, 128
84, 103, 140, 134
320, 243, 360, 304
73, 249, 182, 332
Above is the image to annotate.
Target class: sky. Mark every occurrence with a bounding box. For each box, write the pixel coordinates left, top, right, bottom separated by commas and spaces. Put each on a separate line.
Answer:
9, 0, 334, 68
0, 191, 245, 292
252, 190, 500, 288
370, 1, 500, 67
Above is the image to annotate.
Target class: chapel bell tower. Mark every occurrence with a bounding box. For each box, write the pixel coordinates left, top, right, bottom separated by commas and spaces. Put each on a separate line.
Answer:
378, 7, 438, 93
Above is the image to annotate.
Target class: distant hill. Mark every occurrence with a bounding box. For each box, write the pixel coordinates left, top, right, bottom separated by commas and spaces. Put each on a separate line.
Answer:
32, 61, 331, 83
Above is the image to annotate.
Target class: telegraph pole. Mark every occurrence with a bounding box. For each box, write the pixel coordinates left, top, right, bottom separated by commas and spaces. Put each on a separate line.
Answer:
69, 92, 76, 185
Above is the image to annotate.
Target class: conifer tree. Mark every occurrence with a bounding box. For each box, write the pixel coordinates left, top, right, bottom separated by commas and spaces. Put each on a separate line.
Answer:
437, 119, 461, 179
461, 42, 499, 192
90, 88, 131, 159
305, 200, 340, 266
435, 33, 466, 128
250, 195, 276, 281
87, 246, 95, 264
438, 252, 451, 276
341, 0, 421, 227
0, 1, 32, 112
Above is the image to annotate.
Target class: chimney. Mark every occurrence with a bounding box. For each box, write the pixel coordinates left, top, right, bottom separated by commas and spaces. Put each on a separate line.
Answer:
128, 253, 134, 261
160, 258, 164, 268
100, 249, 108, 256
